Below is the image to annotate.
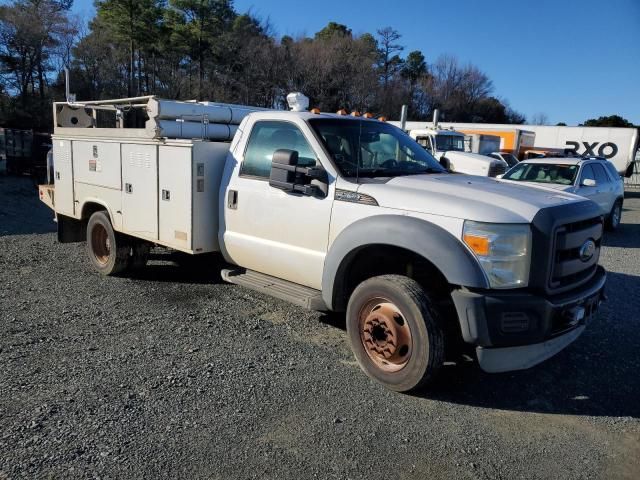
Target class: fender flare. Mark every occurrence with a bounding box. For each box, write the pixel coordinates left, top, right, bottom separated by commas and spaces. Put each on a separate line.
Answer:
80, 199, 117, 225
321, 215, 489, 310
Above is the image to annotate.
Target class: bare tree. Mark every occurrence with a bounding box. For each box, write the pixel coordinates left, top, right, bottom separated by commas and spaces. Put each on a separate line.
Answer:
376, 26, 403, 88
530, 112, 549, 125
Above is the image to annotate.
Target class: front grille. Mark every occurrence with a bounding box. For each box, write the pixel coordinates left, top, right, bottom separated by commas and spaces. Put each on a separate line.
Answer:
488, 162, 506, 177
549, 216, 602, 291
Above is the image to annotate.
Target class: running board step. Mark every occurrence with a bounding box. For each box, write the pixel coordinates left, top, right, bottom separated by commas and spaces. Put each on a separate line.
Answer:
221, 268, 326, 311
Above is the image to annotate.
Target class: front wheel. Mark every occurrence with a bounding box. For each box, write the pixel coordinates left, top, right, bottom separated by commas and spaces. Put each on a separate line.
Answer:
605, 200, 622, 231
346, 275, 445, 392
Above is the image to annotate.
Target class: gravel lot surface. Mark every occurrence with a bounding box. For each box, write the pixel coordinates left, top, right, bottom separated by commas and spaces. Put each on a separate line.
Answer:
1, 175, 639, 479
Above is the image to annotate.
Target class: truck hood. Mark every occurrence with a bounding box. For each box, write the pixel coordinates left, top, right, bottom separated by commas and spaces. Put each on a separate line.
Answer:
357, 174, 585, 223
501, 180, 573, 192
442, 151, 495, 165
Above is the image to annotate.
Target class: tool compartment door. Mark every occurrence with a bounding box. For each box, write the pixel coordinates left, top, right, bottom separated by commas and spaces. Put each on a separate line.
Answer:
121, 144, 158, 240
52, 138, 75, 216
158, 145, 192, 251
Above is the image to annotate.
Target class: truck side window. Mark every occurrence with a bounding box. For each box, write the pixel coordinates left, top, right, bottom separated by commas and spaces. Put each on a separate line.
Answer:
416, 136, 432, 153
241, 121, 316, 178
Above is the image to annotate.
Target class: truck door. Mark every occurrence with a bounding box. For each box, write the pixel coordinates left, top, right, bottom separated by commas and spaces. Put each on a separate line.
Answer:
222, 120, 333, 290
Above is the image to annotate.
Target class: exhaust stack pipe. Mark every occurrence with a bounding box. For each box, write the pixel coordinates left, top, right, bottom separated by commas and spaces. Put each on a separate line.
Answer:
433, 109, 439, 129
64, 67, 76, 103
400, 104, 408, 131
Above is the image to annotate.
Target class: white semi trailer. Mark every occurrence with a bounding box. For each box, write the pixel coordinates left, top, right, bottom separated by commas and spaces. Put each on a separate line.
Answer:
39, 93, 607, 392
399, 121, 639, 177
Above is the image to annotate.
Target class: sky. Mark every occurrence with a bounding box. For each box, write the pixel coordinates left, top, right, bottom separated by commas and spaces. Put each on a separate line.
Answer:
72, 0, 640, 125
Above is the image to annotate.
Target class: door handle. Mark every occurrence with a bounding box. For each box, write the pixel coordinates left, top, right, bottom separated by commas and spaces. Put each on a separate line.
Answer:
227, 190, 238, 209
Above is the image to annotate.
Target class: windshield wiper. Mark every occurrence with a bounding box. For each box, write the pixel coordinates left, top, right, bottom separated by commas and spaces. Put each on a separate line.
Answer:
405, 167, 445, 175
355, 167, 444, 178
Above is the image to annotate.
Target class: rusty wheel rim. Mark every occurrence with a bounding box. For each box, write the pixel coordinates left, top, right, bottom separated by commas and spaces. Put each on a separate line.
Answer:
91, 224, 110, 266
358, 298, 413, 373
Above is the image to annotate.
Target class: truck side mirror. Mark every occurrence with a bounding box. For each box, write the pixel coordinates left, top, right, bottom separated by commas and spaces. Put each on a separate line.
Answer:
269, 149, 325, 197
581, 178, 597, 187
269, 149, 299, 191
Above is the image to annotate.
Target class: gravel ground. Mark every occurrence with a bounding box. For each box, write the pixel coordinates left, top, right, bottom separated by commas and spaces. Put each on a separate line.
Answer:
1, 175, 639, 479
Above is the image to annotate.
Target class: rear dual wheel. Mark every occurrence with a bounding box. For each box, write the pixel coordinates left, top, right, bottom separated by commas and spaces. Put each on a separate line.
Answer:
346, 275, 445, 392
86, 211, 149, 275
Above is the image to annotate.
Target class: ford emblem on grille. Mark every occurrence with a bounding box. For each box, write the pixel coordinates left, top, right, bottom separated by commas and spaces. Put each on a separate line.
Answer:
579, 239, 596, 262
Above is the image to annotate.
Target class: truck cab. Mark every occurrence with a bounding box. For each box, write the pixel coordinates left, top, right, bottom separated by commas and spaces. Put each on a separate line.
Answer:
40, 94, 607, 393
408, 127, 508, 176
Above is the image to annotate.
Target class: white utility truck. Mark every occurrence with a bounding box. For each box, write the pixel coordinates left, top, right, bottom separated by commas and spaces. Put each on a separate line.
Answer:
39, 93, 607, 392
398, 112, 508, 177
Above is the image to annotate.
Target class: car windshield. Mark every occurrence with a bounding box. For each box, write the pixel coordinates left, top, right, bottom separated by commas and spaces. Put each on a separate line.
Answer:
308, 118, 446, 178
435, 134, 465, 152
502, 163, 579, 185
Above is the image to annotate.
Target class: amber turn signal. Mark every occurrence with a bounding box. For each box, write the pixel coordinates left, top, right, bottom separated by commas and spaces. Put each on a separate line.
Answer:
463, 234, 490, 256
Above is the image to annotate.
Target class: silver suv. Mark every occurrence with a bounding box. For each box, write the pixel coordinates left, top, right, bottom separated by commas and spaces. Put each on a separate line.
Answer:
500, 156, 624, 230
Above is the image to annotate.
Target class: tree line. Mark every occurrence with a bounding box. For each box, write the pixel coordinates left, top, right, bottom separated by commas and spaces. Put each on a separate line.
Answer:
0, 0, 582, 132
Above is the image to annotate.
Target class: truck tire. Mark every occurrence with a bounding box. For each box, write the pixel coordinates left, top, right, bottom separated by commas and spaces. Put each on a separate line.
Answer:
86, 211, 130, 275
605, 200, 622, 231
346, 275, 445, 392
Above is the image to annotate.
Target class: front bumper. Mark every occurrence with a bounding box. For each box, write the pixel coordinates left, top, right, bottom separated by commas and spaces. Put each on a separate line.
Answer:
451, 266, 606, 373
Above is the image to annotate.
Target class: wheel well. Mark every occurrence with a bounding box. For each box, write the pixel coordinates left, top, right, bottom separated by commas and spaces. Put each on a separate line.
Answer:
333, 244, 452, 312
81, 202, 109, 221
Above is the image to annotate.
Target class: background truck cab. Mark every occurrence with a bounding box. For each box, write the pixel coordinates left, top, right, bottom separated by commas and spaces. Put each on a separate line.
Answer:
408, 127, 508, 176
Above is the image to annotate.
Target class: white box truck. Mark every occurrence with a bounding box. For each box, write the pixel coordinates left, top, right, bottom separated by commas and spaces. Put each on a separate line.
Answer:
39, 93, 607, 392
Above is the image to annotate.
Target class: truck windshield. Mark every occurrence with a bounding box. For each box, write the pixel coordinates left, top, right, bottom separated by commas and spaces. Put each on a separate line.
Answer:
502, 163, 579, 185
308, 118, 446, 178
435, 134, 465, 152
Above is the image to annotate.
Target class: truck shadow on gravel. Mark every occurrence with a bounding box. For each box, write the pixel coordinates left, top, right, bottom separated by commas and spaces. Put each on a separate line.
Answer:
127, 251, 225, 284
602, 223, 640, 248
425, 270, 640, 418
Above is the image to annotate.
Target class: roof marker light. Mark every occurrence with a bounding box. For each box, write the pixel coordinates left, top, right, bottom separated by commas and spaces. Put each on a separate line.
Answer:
351, 111, 361, 117
336, 109, 347, 115
363, 112, 374, 118
310, 108, 321, 114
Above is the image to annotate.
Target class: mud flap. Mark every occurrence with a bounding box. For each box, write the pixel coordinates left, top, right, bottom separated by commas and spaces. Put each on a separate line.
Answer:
57, 214, 85, 243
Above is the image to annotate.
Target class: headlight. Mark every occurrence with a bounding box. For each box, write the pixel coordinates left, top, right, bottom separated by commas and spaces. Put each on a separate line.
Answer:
462, 221, 531, 289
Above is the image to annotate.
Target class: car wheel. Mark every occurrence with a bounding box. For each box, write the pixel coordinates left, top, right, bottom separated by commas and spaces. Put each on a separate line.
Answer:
605, 200, 622, 231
